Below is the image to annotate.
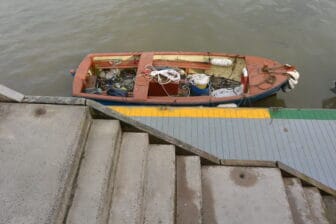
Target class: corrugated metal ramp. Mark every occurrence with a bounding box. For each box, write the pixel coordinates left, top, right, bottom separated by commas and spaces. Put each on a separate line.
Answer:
110, 106, 336, 189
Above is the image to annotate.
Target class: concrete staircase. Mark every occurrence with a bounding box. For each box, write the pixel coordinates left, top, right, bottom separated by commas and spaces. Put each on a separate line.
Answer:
66, 119, 336, 224
1, 102, 335, 224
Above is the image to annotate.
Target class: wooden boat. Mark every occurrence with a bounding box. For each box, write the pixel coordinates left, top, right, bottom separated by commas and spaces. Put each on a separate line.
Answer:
72, 52, 299, 106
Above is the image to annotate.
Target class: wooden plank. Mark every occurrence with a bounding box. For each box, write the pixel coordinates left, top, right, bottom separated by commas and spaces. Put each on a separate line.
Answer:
153, 60, 211, 70
221, 159, 277, 167
84, 75, 97, 89
94, 60, 138, 69
133, 52, 154, 100
22, 96, 86, 105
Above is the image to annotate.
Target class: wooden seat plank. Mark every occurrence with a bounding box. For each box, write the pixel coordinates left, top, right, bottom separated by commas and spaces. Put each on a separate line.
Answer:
133, 52, 154, 100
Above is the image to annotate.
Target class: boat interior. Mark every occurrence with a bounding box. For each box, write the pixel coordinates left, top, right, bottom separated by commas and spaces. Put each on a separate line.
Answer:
81, 53, 248, 99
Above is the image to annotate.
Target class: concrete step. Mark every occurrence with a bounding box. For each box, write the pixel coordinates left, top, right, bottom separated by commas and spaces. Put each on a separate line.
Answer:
143, 145, 175, 224
0, 103, 91, 224
323, 196, 336, 224
0, 84, 24, 102
201, 166, 294, 224
109, 132, 149, 224
283, 178, 314, 224
176, 156, 202, 224
304, 187, 330, 224
66, 120, 122, 224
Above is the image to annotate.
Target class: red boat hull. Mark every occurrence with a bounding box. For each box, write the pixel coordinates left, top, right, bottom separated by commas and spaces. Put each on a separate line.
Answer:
73, 52, 292, 105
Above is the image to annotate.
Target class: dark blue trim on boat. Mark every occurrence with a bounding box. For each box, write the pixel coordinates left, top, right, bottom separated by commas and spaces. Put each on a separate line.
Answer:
87, 84, 284, 107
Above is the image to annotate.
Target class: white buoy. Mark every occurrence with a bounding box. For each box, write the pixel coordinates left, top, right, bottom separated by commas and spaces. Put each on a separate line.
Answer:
210, 58, 233, 67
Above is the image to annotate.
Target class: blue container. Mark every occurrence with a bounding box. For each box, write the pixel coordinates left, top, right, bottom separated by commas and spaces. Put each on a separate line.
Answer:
190, 85, 209, 96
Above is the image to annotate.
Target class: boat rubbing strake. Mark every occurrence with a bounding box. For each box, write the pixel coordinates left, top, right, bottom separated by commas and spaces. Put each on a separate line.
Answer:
72, 52, 299, 105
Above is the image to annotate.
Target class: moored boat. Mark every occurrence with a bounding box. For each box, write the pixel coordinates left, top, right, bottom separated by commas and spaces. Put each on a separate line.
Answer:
72, 52, 300, 106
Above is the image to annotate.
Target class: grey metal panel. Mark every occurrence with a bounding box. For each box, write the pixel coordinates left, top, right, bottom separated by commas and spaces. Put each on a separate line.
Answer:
131, 116, 336, 189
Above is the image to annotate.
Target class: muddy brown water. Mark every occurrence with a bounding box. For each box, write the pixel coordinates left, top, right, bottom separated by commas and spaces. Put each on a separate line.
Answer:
1, 0, 336, 108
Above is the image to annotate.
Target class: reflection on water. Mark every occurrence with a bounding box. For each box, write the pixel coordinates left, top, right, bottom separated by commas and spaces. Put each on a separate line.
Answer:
322, 97, 336, 109
0, 0, 336, 108
322, 83, 336, 108
250, 94, 286, 108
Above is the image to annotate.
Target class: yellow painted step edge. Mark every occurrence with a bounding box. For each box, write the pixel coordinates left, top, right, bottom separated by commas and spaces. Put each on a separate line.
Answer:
109, 106, 270, 119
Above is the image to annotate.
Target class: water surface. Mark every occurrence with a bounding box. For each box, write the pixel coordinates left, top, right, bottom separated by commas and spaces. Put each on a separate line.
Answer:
1, 0, 336, 107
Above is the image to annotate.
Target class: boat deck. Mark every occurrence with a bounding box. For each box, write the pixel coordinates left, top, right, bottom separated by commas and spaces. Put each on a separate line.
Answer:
110, 106, 336, 189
